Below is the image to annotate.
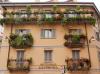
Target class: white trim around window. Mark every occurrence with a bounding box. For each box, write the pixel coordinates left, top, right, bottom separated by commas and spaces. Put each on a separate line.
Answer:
41, 29, 56, 39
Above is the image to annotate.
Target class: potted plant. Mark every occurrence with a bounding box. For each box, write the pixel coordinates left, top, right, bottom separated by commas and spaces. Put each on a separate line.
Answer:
28, 57, 32, 64
26, 5, 32, 18
9, 33, 33, 49
52, 5, 63, 21
72, 35, 80, 43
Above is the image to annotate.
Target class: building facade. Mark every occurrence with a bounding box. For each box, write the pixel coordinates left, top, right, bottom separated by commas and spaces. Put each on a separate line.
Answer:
0, 1, 100, 74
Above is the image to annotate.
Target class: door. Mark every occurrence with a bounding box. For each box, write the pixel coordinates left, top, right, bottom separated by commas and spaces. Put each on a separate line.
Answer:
72, 50, 80, 60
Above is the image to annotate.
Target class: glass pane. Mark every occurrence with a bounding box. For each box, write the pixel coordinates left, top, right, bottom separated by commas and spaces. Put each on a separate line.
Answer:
48, 30, 52, 38
16, 29, 30, 35
44, 30, 49, 38
72, 50, 80, 60
69, 29, 82, 35
17, 51, 24, 60
46, 14, 52, 18
44, 50, 52, 62
41, 29, 55, 38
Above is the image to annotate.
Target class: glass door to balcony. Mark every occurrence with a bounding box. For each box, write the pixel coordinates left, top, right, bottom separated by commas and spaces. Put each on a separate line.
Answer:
16, 50, 24, 69
72, 50, 80, 60
72, 50, 80, 70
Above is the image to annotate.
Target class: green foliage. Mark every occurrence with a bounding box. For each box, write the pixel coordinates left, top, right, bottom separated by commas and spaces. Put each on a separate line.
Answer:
75, 5, 81, 11
66, 16, 96, 26
26, 5, 32, 18
72, 35, 80, 43
52, 5, 60, 13
61, 17, 67, 25
2, 9, 96, 26
45, 17, 54, 24
0, 19, 4, 25
9, 33, 33, 49
43, 14, 54, 24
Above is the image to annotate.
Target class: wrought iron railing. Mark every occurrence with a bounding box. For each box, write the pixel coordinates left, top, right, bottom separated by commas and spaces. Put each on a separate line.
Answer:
65, 58, 91, 71
7, 59, 31, 71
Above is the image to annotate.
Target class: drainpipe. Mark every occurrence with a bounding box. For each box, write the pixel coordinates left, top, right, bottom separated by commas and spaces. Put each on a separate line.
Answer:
84, 23, 91, 67
7, 4, 14, 67
7, 23, 13, 67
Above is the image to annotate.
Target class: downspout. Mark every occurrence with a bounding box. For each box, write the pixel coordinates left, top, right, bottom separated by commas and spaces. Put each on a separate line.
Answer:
7, 24, 13, 67
84, 23, 91, 68
7, 4, 14, 68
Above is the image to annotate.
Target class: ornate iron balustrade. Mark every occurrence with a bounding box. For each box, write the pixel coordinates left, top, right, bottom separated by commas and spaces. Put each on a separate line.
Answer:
7, 59, 31, 72
65, 58, 90, 71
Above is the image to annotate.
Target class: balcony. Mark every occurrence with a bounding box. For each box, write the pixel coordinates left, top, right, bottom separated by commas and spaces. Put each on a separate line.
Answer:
7, 59, 32, 71
64, 35, 86, 48
0, 11, 96, 26
9, 33, 33, 49
65, 58, 90, 71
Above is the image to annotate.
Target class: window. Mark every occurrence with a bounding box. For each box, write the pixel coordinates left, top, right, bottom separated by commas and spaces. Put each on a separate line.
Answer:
69, 29, 82, 35
15, 10, 27, 18
17, 50, 24, 68
96, 32, 100, 41
98, 51, 100, 61
44, 10, 53, 19
68, 10, 77, 18
44, 50, 52, 63
41, 29, 55, 39
20, 10, 27, 18
38, 14, 43, 20
45, 13, 53, 19
72, 50, 80, 60
15, 29, 30, 35
17, 51, 24, 61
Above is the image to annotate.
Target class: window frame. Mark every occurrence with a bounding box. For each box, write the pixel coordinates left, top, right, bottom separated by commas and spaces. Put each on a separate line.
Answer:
69, 29, 82, 35
72, 50, 80, 60
41, 29, 56, 39
17, 50, 24, 61
44, 50, 53, 63
15, 29, 31, 35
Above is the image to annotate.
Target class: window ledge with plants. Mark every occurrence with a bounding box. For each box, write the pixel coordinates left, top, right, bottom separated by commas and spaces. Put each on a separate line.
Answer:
64, 34, 86, 48
9, 33, 33, 49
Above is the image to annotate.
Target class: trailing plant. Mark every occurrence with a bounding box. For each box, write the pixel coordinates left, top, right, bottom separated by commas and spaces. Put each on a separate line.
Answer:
26, 5, 32, 18
0, 19, 4, 25
72, 35, 80, 43
4, 11, 15, 24
43, 14, 54, 24
66, 16, 96, 26
2, 9, 96, 26
61, 17, 67, 25
9, 33, 33, 49
52, 5, 58, 13
75, 5, 81, 12
65, 8, 69, 13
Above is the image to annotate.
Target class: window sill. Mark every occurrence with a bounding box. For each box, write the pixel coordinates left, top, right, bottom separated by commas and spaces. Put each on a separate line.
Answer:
41, 38, 56, 39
